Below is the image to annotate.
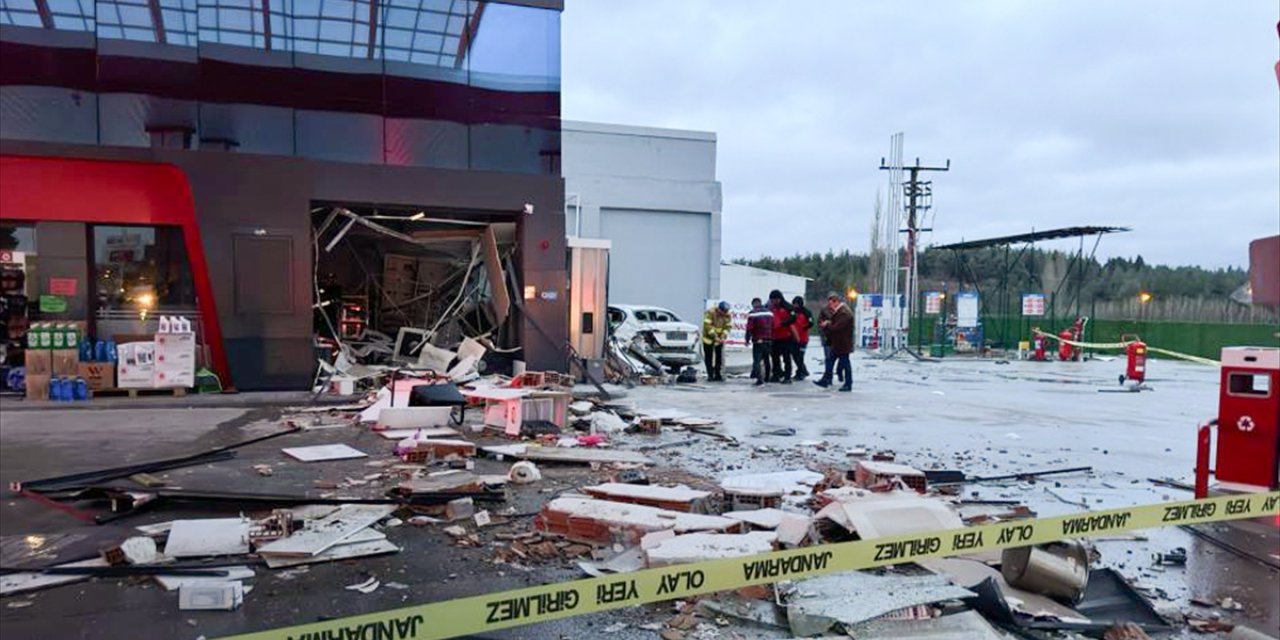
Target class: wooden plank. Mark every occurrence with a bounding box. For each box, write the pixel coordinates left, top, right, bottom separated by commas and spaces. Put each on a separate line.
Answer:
281, 444, 367, 462
482, 225, 511, 322
255, 505, 394, 557
263, 539, 399, 569
376, 427, 461, 440
375, 407, 453, 430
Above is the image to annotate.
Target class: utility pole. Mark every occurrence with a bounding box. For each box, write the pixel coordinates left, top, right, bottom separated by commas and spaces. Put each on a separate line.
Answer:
878, 156, 949, 356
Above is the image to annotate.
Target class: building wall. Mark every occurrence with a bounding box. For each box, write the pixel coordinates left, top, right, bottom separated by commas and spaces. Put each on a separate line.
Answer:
562, 120, 722, 325
0, 1, 567, 389
718, 263, 808, 309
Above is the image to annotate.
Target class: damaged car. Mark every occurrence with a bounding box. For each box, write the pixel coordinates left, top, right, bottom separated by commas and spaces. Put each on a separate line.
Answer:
607, 305, 701, 373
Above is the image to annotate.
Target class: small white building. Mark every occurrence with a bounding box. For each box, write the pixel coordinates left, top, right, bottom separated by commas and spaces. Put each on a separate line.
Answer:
717, 262, 809, 309
562, 120, 723, 324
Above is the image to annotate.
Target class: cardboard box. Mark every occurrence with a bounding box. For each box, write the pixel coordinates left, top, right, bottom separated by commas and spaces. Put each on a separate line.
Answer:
25, 349, 52, 376
154, 332, 195, 388
78, 362, 116, 391
51, 349, 79, 377
25, 373, 50, 400
117, 342, 156, 389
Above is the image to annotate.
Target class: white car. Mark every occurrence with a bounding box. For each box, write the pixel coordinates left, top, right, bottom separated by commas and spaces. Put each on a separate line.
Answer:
607, 305, 701, 372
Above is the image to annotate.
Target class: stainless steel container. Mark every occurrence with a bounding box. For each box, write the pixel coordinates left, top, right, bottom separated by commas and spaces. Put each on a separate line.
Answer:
1001, 539, 1090, 603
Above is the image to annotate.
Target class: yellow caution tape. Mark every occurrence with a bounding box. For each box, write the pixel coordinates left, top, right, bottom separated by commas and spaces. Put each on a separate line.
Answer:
220, 491, 1280, 640
1031, 329, 1220, 366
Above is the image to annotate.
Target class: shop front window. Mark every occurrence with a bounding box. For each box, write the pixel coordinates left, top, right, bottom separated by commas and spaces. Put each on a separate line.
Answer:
92, 225, 196, 317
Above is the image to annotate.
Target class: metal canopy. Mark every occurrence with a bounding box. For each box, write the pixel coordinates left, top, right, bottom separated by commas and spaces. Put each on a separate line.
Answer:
933, 226, 1131, 251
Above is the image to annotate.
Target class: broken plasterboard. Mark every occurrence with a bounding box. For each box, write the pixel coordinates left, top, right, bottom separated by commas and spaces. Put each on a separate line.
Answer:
818, 491, 964, 539
255, 505, 395, 557
644, 532, 777, 567
281, 444, 368, 462
844, 609, 1005, 640
784, 571, 976, 637
722, 508, 794, 530
720, 470, 824, 495
538, 497, 740, 536
179, 581, 244, 610
376, 427, 461, 440
263, 531, 396, 569
582, 483, 712, 509
918, 557, 1087, 622
162, 518, 251, 558
483, 444, 653, 466
155, 566, 256, 591
376, 407, 454, 431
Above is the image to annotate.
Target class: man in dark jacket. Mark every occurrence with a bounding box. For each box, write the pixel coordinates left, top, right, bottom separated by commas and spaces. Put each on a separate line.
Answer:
815, 291, 854, 391
789, 295, 813, 381
745, 297, 774, 386
767, 290, 794, 383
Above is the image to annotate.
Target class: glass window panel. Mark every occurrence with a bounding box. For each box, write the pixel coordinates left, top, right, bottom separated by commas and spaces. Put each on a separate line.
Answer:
5, 0, 39, 11
220, 29, 251, 45
269, 13, 286, 36
411, 31, 440, 51
293, 17, 317, 38
46, 0, 82, 15
317, 40, 350, 56
383, 26, 410, 48
197, 6, 215, 27
250, 7, 261, 30
3, 13, 39, 26
317, 18, 350, 41
442, 34, 457, 52
123, 25, 154, 39
52, 14, 87, 29
416, 11, 443, 32
438, 53, 453, 66
97, 23, 124, 37
420, 0, 449, 12
93, 226, 196, 313
409, 50, 436, 65
0, 224, 37, 254
118, 5, 151, 26
384, 7, 413, 27
320, 0, 351, 18
383, 47, 408, 61
293, 37, 317, 52
446, 14, 462, 33
252, 33, 263, 47
162, 8, 184, 28
218, 7, 250, 30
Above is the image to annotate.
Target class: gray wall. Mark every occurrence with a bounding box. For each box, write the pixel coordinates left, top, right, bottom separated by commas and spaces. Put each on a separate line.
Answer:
562, 121, 722, 325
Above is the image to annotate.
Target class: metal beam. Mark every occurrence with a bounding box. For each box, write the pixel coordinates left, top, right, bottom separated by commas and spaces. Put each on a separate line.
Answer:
32, 0, 54, 29
146, 0, 167, 43
262, 0, 273, 51
455, 0, 485, 68
367, 0, 378, 59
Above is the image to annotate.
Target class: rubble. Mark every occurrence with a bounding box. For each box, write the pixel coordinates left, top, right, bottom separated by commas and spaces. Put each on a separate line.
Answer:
781, 571, 975, 636
643, 532, 777, 567
534, 497, 742, 545
582, 482, 714, 513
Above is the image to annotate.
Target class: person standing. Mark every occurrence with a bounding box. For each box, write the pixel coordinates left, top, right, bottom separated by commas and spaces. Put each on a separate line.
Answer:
745, 297, 774, 386
768, 290, 794, 383
789, 295, 813, 381
815, 292, 854, 391
816, 298, 843, 385
701, 301, 732, 381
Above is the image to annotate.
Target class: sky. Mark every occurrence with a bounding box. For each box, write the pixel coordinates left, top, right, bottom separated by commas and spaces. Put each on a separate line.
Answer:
561, 1, 1280, 269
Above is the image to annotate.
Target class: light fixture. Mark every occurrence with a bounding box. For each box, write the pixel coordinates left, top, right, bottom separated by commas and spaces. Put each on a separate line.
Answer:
1138, 291, 1153, 304
847, 287, 859, 300
409, 211, 426, 221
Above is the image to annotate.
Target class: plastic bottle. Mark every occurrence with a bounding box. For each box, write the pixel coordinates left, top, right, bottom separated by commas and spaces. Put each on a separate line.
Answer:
50, 377, 64, 401
80, 336, 95, 362
158, 315, 172, 334
105, 339, 118, 363
95, 339, 107, 362
51, 323, 65, 349
65, 324, 79, 351
73, 377, 88, 401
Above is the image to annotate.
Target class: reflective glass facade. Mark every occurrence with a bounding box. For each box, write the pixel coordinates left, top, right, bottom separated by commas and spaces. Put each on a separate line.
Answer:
0, 0, 560, 173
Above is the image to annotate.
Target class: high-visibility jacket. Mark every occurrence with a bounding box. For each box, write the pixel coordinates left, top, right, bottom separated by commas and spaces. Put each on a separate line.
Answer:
702, 309, 732, 345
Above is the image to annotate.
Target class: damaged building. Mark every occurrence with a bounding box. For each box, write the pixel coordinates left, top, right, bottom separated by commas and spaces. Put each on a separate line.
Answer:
0, 0, 567, 390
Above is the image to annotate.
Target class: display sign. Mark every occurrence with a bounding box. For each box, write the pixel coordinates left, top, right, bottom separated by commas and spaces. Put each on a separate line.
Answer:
923, 291, 943, 314
955, 292, 980, 328
48, 277, 78, 296
38, 295, 67, 313
1021, 293, 1046, 316
706, 299, 750, 348
0, 250, 24, 264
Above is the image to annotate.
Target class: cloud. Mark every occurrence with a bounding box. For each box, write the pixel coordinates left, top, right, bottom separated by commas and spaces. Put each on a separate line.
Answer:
562, 0, 1280, 268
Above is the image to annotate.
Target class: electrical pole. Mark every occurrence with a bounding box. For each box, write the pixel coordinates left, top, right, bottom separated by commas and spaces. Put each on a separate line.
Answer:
878, 156, 949, 356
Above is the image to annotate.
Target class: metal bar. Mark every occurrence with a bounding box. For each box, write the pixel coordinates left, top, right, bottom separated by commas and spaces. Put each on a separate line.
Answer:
262, 0, 273, 51
455, 0, 485, 68
366, 0, 378, 59
146, 0, 167, 44
32, 0, 54, 29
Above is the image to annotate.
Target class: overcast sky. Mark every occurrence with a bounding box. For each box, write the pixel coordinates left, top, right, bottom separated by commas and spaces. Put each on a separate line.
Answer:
561, 1, 1279, 269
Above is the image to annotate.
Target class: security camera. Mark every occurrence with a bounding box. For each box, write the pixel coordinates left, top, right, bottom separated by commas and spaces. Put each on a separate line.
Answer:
523, 203, 535, 215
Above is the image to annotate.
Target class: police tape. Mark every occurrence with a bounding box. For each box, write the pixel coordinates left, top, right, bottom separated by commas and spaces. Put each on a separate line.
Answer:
220, 491, 1280, 640
1031, 329, 1220, 367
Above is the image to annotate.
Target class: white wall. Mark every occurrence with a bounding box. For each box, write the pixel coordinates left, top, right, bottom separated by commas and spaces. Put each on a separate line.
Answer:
718, 263, 808, 309
562, 120, 722, 324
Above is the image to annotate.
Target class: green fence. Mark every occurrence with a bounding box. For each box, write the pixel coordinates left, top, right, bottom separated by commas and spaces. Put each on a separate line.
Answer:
910, 315, 1280, 360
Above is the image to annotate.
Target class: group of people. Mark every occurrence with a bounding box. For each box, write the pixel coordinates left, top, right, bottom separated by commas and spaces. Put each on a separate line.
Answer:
700, 290, 855, 391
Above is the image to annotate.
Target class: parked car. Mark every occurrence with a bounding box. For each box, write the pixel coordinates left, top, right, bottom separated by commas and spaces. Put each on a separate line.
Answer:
607, 304, 701, 373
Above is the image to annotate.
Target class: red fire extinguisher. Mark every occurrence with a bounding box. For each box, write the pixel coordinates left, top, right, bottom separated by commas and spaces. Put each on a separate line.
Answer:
1123, 336, 1147, 384
1057, 329, 1074, 361
1032, 333, 1046, 361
